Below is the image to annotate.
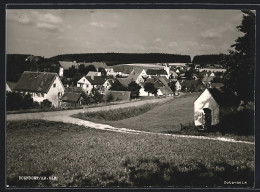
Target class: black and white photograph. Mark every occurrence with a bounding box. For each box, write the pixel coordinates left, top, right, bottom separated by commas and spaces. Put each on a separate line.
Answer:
5, 6, 255, 188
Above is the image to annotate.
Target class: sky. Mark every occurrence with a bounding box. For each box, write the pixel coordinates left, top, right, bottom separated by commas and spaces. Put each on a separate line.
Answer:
6, 9, 244, 59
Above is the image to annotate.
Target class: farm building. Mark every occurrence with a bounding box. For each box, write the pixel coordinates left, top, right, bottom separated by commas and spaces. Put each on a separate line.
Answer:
60, 92, 84, 107
6, 81, 16, 92
14, 71, 65, 107
104, 90, 131, 102
194, 88, 224, 129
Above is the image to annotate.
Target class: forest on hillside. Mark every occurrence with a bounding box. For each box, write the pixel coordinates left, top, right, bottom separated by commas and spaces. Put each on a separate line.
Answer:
49, 53, 191, 65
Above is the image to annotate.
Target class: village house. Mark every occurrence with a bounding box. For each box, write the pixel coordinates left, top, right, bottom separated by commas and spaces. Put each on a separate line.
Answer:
6, 81, 16, 92
139, 76, 173, 97
127, 68, 148, 85
86, 71, 102, 77
146, 69, 169, 79
13, 71, 65, 107
112, 65, 134, 77
77, 76, 111, 95
194, 88, 225, 129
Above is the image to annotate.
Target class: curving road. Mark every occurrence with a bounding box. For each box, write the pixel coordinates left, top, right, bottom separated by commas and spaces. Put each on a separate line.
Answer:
6, 96, 254, 145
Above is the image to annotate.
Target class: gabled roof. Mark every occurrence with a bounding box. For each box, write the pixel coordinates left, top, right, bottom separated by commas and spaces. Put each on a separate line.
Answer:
65, 87, 85, 93
117, 78, 132, 87
6, 81, 16, 91
86, 71, 101, 77
112, 65, 134, 74
59, 61, 77, 70
159, 86, 173, 95
85, 76, 106, 85
146, 69, 167, 75
202, 75, 214, 83
128, 68, 146, 82
61, 92, 82, 103
14, 71, 59, 93
207, 88, 225, 105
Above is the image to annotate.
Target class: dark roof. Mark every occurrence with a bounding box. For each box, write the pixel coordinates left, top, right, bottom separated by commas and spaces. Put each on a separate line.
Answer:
6, 81, 16, 91
117, 78, 132, 87
85, 76, 106, 85
65, 87, 85, 93
61, 92, 82, 103
14, 71, 59, 93
207, 88, 225, 105
146, 69, 167, 75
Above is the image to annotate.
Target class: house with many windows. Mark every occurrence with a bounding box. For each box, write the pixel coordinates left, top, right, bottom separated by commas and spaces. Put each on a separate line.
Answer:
77, 76, 111, 95
13, 71, 65, 107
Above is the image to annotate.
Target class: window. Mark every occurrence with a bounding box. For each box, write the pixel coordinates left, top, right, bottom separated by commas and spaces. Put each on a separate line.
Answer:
41, 93, 45, 97
37, 93, 41, 97
53, 83, 56, 88
86, 84, 89, 88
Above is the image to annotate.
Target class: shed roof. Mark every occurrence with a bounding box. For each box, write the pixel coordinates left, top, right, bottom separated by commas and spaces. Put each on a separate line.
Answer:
86, 71, 101, 77
61, 92, 82, 103
85, 76, 106, 85
14, 71, 59, 93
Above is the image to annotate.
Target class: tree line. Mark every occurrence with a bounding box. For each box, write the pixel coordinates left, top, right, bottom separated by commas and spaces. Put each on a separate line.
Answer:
49, 53, 191, 65
192, 54, 230, 66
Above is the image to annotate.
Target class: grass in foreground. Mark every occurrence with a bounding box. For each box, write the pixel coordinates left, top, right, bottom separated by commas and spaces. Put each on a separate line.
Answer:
6, 120, 254, 187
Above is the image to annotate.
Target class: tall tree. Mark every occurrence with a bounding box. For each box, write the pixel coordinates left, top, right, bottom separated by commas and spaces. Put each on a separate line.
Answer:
223, 10, 255, 102
128, 82, 141, 98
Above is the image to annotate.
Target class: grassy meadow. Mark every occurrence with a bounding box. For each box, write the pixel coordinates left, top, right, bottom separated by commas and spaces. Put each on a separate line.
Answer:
6, 120, 254, 187
73, 93, 199, 133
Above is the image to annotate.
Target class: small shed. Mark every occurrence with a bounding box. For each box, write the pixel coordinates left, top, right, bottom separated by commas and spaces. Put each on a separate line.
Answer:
61, 92, 84, 107
194, 88, 224, 129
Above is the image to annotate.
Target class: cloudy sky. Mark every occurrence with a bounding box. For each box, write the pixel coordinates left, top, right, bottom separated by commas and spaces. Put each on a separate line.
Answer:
6, 9, 244, 59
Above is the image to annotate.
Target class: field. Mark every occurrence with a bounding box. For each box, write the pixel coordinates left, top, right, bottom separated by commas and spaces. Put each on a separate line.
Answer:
6, 120, 254, 187
74, 93, 199, 133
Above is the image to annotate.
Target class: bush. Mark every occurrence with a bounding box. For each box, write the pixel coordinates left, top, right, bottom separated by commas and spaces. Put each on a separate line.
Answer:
6, 92, 23, 110
22, 94, 34, 109
40, 99, 52, 108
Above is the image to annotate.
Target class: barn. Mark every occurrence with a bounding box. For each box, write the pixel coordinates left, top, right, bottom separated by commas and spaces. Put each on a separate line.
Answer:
194, 88, 224, 129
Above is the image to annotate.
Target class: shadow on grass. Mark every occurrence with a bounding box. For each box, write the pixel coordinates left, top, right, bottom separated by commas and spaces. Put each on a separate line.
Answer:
60, 158, 253, 187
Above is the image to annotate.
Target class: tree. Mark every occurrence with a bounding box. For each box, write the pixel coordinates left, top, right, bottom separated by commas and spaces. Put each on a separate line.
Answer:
22, 94, 34, 109
223, 10, 255, 102
40, 99, 52, 108
98, 67, 107, 77
6, 92, 23, 110
128, 82, 141, 99
144, 82, 158, 96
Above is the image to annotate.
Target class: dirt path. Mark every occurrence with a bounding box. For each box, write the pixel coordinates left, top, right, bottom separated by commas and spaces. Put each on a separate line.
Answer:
6, 96, 254, 145
6, 97, 172, 121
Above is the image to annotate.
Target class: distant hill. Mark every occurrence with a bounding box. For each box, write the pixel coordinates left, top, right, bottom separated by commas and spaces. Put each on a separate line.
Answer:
192, 54, 229, 66
7, 54, 60, 82
49, 53, 191, 65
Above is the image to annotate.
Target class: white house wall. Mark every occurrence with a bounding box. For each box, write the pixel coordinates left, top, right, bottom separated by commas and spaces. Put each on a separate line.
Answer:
45, 76, 65, 107
194, 89, 219, 126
